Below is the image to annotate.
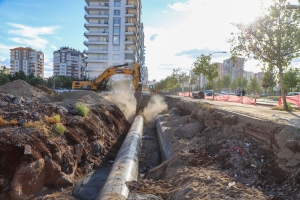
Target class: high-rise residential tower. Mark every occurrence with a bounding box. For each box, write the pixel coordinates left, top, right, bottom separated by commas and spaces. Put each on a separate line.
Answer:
83, 0, 145, 81
53, 47, 85, 79
223, 57, 245, 81
10, 47, 44, 78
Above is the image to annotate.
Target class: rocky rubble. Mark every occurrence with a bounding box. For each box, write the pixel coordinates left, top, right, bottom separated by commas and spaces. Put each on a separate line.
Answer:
0, 80, 130, 199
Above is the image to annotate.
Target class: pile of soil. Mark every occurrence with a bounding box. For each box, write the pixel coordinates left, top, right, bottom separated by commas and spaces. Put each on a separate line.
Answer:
0, 80, 49, 99
0, 81, 131, 199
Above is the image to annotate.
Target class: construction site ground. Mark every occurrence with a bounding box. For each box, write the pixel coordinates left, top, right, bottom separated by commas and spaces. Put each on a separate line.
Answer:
1, 81, 300, 200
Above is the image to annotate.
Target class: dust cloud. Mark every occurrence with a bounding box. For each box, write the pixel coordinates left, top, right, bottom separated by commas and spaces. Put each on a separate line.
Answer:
110, 81, 167, 123
143, 95, 168, 123
110, 82, 136, 123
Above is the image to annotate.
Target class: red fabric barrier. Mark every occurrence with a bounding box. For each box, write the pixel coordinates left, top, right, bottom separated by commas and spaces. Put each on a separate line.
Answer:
181, 93, 256, 105
178, 92, 192, 97
278, 95, 300, 108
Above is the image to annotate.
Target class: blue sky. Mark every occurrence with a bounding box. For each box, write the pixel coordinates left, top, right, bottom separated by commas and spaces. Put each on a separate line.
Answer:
0, 0, 299, 80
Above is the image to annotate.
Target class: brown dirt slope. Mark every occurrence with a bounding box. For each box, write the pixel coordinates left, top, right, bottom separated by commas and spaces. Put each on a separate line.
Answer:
0, 81, 130, 199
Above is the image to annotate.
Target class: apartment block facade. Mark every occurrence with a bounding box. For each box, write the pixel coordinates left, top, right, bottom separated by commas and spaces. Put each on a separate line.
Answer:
243, 70, 254, 82
222, 57, 245, 81
10, 47, 44, 78
254, 72, 264, 84
216, 62, 223, 79
84, 0, 145, 81
53, 47, 85, 78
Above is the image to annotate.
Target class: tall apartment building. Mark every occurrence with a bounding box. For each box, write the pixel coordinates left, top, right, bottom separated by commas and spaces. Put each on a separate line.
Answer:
53, 47, 85, 79
254, 72, 264, 84
223, 57, 245, 81
10, 47, 44, 78
216, 62, 223, 79
83, 0, 145, 81
243, 70, 254, 82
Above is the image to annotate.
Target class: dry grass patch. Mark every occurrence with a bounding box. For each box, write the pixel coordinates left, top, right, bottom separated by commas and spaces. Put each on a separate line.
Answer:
0, 116, 18, 126
24, 121, 49, 136
45, 114, 61, 124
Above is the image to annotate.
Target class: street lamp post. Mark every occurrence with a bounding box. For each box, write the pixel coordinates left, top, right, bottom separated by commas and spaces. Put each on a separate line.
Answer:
203, 51, 227, 93
286, 5, 300, 9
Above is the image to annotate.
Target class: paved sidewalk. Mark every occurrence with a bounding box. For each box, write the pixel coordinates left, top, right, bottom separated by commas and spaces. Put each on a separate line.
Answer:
169, 95, 300, 127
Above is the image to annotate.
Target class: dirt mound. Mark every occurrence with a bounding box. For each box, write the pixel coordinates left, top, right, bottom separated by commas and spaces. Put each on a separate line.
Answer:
0, 80, 49, 100
55, 91, 105, 105
35, 84, 57, 96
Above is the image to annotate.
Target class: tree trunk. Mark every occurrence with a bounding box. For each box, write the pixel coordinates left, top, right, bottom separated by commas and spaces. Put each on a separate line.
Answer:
212, 80, 214, 100
279, 66, 288, 110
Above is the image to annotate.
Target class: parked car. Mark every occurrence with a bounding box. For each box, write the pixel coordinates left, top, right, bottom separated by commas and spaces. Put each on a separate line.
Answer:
192, 91, 204, 99
287, 92, 300, 96
219, 92, 228, 95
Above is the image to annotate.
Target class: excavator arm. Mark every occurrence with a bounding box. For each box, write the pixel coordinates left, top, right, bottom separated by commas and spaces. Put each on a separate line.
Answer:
72, 62, 151, 114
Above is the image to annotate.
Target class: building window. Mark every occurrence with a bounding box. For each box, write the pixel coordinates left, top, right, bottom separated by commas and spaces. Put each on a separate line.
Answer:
114, 10, 120, 15
113, 18, 120, 25
113, 45, 120, 51
113, 36, 120, 44
114, 0, 120, 7
114, 27, 120, 34
113, 54, 120, 60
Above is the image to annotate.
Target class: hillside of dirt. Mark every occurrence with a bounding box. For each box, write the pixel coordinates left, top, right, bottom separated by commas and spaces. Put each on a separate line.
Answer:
0, 80, 131, 199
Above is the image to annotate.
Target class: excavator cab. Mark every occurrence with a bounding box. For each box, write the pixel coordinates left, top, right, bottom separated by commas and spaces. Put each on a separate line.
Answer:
149, 84, 159, 95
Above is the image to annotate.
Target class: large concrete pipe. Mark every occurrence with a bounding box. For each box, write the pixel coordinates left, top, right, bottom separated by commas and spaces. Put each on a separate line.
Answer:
155, 115, 174, 161
97, 115, 144, 200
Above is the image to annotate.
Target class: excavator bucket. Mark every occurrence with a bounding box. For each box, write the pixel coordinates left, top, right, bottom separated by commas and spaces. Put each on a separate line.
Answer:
134, 91, 151, 114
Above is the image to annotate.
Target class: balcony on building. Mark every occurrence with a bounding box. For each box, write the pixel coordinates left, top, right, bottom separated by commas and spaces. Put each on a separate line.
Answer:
84, 68, 105, 72
86, 57, 108, 63
84, 2, 109, 11
84, 22, 109, 28
84, 49, 108, 54
125, 12, 137, 18
85, 13, 109, 20
84, 31, 109, 37
84, 39, 109, 45
125, 20, 137, 27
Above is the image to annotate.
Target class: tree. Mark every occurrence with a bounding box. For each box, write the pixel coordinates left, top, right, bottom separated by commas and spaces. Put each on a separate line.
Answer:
230, 0, 300, 110
248, 77, 262, 94
222, 75, 231, 91
0, 66, 10, 85
215, 78, 223, 92
193, 54, 219, 99
283, 67, 300, 92
235, 77, 248, 89
262, 67, 277, 95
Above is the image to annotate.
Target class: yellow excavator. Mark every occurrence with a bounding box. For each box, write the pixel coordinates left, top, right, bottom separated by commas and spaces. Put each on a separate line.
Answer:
149, 84, 159, 95
72, 62, 151, 114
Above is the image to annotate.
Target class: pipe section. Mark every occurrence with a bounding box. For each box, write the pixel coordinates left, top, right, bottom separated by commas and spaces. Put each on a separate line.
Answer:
155, 115, 174, 161
97, 115, 144, 200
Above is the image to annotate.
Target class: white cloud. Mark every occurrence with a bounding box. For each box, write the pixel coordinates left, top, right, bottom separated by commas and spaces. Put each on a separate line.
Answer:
163, 11, 168, 14
144, 0, 279, 81
51, 45, 57, 50
6, 23, 59, 49
43, 58, 53, 78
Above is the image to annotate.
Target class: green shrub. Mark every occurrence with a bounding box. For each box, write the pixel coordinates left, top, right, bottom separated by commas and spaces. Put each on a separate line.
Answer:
55, 124, 67, 135
272, 102, 294, 111
76, 104, 89, 117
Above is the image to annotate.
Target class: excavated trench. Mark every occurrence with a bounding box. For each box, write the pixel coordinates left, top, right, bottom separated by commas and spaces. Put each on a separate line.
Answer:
71, 95, 300, 199
125, 96, 300, 200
